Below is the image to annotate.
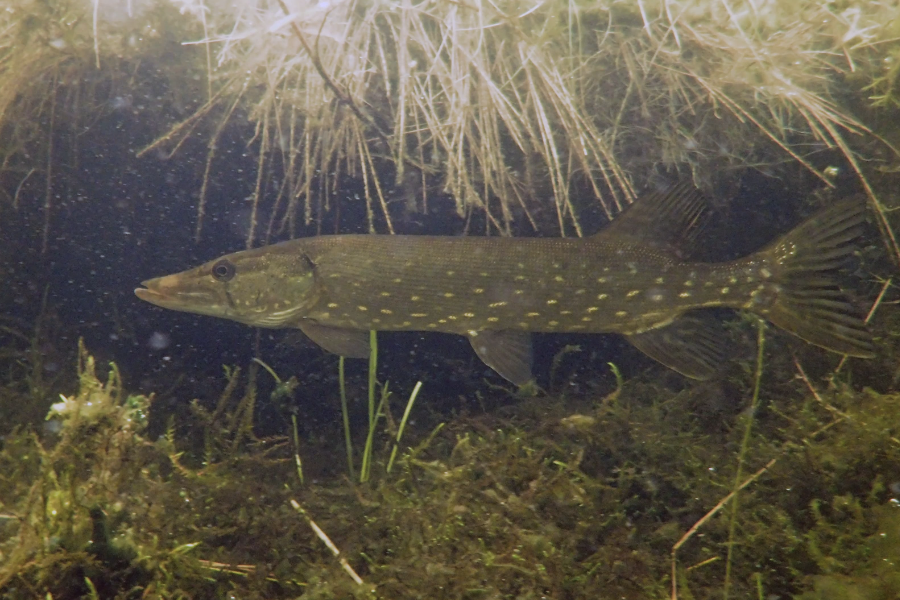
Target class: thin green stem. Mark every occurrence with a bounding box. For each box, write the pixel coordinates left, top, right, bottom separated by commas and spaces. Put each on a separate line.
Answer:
724, 319, 766, 599
339, 356, 355, 479
387, 381, 423, 473
360, 331, 378, 482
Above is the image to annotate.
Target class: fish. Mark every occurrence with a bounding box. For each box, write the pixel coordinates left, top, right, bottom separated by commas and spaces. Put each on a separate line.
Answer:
135, 183, 874, 385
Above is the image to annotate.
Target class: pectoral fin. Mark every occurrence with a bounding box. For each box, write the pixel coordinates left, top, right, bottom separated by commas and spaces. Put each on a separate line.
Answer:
468, 330, 534, 386
626, 314, 726, 380
297, 322, 370, 358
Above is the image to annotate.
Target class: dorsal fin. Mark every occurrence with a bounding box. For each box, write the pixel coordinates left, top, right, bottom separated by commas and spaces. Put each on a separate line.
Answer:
599, 181, 711, 259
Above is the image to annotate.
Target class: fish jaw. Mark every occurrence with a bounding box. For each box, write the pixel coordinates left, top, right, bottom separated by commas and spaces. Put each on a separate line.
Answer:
135, 273, 230, 319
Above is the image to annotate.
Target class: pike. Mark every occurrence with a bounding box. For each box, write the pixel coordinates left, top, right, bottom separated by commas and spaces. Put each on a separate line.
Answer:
135, 184, 874, 384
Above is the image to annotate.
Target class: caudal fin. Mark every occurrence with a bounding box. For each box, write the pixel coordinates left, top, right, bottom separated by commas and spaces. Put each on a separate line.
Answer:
759, 199, 874, 358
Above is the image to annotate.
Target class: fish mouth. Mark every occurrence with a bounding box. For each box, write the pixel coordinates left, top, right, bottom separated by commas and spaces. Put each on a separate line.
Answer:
135, 276, 221, 315
135, 278, 172, 306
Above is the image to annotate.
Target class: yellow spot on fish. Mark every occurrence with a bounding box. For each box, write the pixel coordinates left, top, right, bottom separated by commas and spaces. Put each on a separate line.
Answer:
655, 277, 665, 284
438, 319, 447, 324
443, 292, 455, 298
679, 291, 692, 298
720, 287, 730, 294
449, 315, 460, 320
380, 291, 391, 297
547, 299, 558, 305
372, 318, 381, 323
515, 275, 527, 281
615, 310, 627, 317
575, 289, 585, 295
358, 306, 368, 311
401, 321, 411, 327
393, 278, 402, 283
554, 275, 564, 282
446, 270, 455, 276
411, 313, 428, 318
729, 276, 738, 284
549, 320, 559, 326
487, 316, 499, 322
597, 293, 608, 300
514, 290, 525, 295
597, 277, 607, 283
480, 272, 490, 277
626, 290, 640, 298
411, 295, 421, 301
586, 307, 599, 313
517, 263, 525, 269
683, 280, 694, 287
381, 309, 393, 315
489, 301, 507, 308
518, 322, 529, 328
327, 302, 339, 308
427, 323, 437, 328
474, 288, 484, 294
582, 316, 592, 322
526, 312, 540, 317
560, 310, 572, 315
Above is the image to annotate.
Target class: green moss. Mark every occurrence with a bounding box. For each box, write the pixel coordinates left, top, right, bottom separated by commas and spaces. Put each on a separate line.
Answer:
1, 328, 900, 598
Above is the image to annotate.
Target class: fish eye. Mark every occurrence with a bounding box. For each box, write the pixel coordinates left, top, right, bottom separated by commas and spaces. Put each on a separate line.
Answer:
211, 259, 235, 282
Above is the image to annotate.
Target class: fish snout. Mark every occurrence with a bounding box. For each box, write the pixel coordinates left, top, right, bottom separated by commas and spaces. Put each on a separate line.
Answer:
135, 274, 216, 309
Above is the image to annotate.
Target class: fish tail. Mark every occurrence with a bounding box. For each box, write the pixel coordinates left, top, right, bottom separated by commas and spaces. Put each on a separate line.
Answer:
754, 199, 874, 357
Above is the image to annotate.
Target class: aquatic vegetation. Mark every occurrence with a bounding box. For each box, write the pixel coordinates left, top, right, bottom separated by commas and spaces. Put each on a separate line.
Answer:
1, 1, 900, 596
1, 0, 899, 254
0, 333, 898, 597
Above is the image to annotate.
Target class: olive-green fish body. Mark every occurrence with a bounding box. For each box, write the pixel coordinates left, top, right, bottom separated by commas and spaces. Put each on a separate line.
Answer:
299, 235, 761, 336
136, 184, 873, 384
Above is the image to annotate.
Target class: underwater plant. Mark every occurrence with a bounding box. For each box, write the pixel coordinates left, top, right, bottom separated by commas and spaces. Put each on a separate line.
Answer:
0, 0, 898, 252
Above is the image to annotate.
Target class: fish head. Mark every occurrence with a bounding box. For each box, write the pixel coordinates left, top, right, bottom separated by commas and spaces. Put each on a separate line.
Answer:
135, 244, 319, 327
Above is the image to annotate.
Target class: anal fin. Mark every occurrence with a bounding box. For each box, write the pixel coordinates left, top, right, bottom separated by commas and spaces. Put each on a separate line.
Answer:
468, 330, 533, 386
297, 321, 370, 358
626, 314, 727, 380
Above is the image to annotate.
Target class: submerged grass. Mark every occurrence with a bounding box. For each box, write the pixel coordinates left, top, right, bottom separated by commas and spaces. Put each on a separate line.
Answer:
723, 319, 766, 599
2, 1, 900, 254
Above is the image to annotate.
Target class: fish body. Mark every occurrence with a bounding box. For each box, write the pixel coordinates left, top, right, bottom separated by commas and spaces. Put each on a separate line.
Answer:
136, 185, 874, 383
276, 235, 759, 333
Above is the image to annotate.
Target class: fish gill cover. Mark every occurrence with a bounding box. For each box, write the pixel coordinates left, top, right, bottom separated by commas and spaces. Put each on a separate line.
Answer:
1, 0, 900, 598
